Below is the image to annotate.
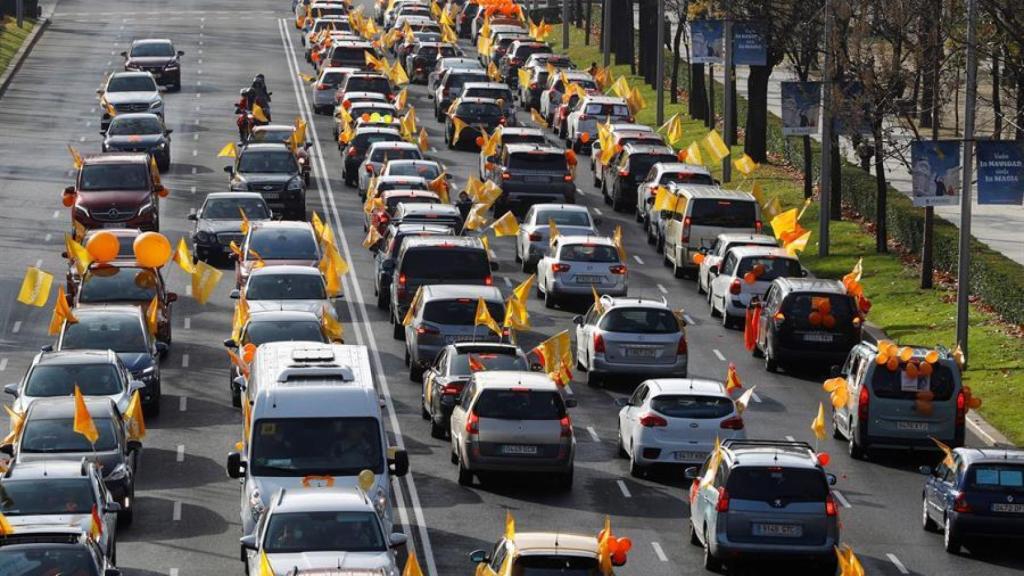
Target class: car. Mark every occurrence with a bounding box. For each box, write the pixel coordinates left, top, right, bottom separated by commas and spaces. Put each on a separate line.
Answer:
421, 342, 531, 439
0, 527, 120, 573
602, 143, 678, 213
226, 143, 307, 220
389, 236, 494, 339
450, 371, 576, 488
121, 38, 184, 90
1, 460, 120, 560
340, 126, 403, 186
695, 233, 776, 295
616, 378, 745, 477
234, 265, 337, 319
405, 42, 462, 83
470, 529, 625, 575
593, 129, 669, 191
311, 66, 358, 114
445, 97, 507, 150
635, 162, 716, 229
485, 143, 576, 216
365, 175, 430, 205
500, 40, 552, 88
3, 397, 142, 525
514, 204, 597, 272
74, 262, 176, 344
378, 158, 445, 184
304, 17, 351, 57
344, 102, 400, 132
456, 1, 480, 37
358, 141, 424, 193
403, 285, 507, 381
537, 236, 627, 307
372, 223, 455, 309
98, 71, 164, 131
662, 185, 763, 279
433, 67, 489, 121
540, 70, 596, 125
64, 229, 141, 299
427, 56, 483, 95
338, 71, 395, 101
484, 32, 531, 68
101, 113, 173, 171
687, 439, 840, 574
521, 53, 576, 110
566, 95, 632, 153
832, 342, 965, 459
338, 90, 390, 114
188, 192, 272, 263
460, 82, 517, 125
239, 487, 406, 574
708, 246, 804, 328
368, 189, 440, 234
233, 221, 323, 290
323, 40, 377, 69
65, 153, 167, 232
391, 202, 463, 230
249, 124, 313, 185
52, 305, 163, 412
752, 278, 863, 372
920, 447, 1024, 554
573, 297, 688, 387
478, 126, 547, 178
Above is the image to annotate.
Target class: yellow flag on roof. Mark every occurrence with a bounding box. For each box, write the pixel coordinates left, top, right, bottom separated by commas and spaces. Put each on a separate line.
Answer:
513, 274, 535, 305
0, 511, 13, 536
530, 108, 548, 129
811, 402, 827, 441
73, 385, 99, 445
403, 287, 423, 327
488, 61, 502, 82
592, 286, 605, 315
548, 219, 560, 247
503, 294, 529, 331
463, 203, 489, 231
218, 142, 238, 158
685, 141, 703, 166
362, 225, 382, 250
389, 59, 410, 86
3, 405, 24, 446
68, 145, 83, 169
703, 129, 730, 161
124, 390, 146, 441
191, 259, 222, 304
474, 297, 501, 335
145, 295, 159, 336
660, 113, 685, 146
452, 116, 469, 143
65, 233, 92, 277
517, 67, 531, 91
17, 266, 53, 308
418, 127, 430, 152
173, 236, 197, 275
610, 76, 630, 99
252, 103, 269, 123
505, 510, 516, 540
258, 549, 274, 576
48, 287, 76, 337
322, 306, 344, 342
490, 211, 519, 237
734, 153, 758, 176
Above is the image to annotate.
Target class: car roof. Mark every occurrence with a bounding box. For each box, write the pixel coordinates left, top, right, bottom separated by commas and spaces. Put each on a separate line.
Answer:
463, 82, 513, 90
455, 96, 501, 105
132, 38, 172, 45
239, 142, 292, 153
669, 185, 755, 201
421, 284, 503, 302
384, 159, 439, 168
274, 487, 375, 513
367, 141, 420, 150
378, 175, 429, 184
72, 304, 142, 319
772, 277, 846, 295
504, 143, 565, 155
446, 67, 489, 76
395, 203, 460, 216
248, 264, 323, 278
25, 396, 117, 420
472, 371, 558, 391
392, 223, 453, 234
320, 66, 359, 74
381, 190, 439, 200
449, 342, 522, 354
721, 440, 820, 469
83, 153, 150, 165
726, 246, 795, 260
531, 203, 590, 214
716, 232, 775, 244
622, 143, 675, 155
4, 459, 92, 480
354, 126, 402, 135
500, 127, 546, 137
954, 447, 1024, 466
512, 532, 598, 555
34, 350, 118, 366
401, 236, 482, 250
581, 95, 627, 104
109, 71, 155, 80
247, 310, 321, 323
644, 378, 729, 396
204, 191, 267, 201
251, 220, 315, 233
554, 235, 615, 248
253, 124, 296, 132
604, 296, 672, 312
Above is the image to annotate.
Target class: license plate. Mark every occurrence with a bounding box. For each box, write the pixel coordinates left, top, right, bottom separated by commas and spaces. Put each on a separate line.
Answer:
101, 223, 126, 228
625, 347, 657, 359
501, 444, 538, 455
896, 421, 929, 431
525, 176, 549, 183
803, 333, 833, 342
575, 275, 603, 283
262, 192, 280, 200
674, 451, 706, 462
991, 503, 1024, 513
752, 523, 803, 538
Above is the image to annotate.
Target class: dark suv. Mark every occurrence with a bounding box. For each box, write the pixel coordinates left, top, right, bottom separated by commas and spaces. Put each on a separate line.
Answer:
500, 40, 552, 88
340, 127, 403, 187
0, 528, 119, 574
122, 38, 184, 91
373, 223, 455, 309
65, 153, 167, 232
486, 143, 576, 216
226, 143, 306, 220
603, 143, 678, 213
101, 113, 173, 171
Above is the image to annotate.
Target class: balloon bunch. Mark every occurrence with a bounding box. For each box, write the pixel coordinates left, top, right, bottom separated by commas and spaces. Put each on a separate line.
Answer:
808, 296, 836, 329
875, 341, 939, 375
597, 528, 632, 567
742, 263, 765, 285
822, 376, 849, 409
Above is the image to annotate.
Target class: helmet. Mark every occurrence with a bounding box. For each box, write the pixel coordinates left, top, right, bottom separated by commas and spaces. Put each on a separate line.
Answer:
241, 87, 255, 98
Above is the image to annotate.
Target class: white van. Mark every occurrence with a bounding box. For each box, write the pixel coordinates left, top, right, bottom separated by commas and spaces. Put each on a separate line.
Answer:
227, 342, 409, 537
662, 185, 762, 279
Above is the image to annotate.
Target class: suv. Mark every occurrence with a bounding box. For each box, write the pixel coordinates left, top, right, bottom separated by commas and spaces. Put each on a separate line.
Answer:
687, 439, 840, 573
373, 223, 454, 309
540, 70, 597, 126
121, 38, 184, 90
98, 71, 164, 131
0, 527, 120, 573
188, 192, 272, 263
500, 40, 552, 88
515, 204, 597, 273
338, 71, 395, 100
445, 97, 507, 150
65, 153, 167, 232
5, 349, 142, 416
406, 42, 462, 83
101, 113, 173, 171
486, 144, 576, 216
389, 236, 494, 338
358, 141, 424, 193
478, 126, 547, 178
324, 40, 377, 69
832, 343, 965, 459
460, 81, 517, 124
226, 143, 307, 220
662, 185, 762, 279
602, 144, 678, 213
74, 262, 177, 344
449, 371, 576, 489
752, 278, 862, 372
433, 67, 489, 121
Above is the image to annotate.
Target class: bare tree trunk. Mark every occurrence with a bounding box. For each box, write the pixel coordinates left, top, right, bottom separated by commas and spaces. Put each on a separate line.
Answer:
830, 131, 842, 219
802, 136, 813, 198
993, 49, 1002, 138
670, 10, 684, 104
872, 123, 888, 253
744, 65, 772, 162
690, 63, 707, 121
1017, 70, 1024, 140
611, 0, 634, 68
707, 64, 715, 128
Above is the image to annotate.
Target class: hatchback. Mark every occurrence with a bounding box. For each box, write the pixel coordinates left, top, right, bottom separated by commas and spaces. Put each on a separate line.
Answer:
226, 143, 306, 219
367, 189, 440, 234
696, 233, 777, 296
5, 349, 143, 415
339, 127, 403, 186
234, 221, 322, 289
708, 246, 804, 328
514, 203, 598, 272
358, 141, 424, 192
485, 144, 576, 216
536, 236, 627, 308
603, 144, 678, 213
372, 223, 455, 309
74, 263, 177, 345
234, 265, 335, 319
446, 97, 507, 150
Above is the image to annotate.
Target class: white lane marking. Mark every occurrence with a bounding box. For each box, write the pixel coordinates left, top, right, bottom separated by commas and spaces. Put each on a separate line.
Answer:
967, 419, 998, 446
191, 167, 197, 175
11, 322, 21, 334
172, 501, 181, 521
52, 210, 60, 218
181, 354, 189, 368
106, 60, 111, 66
657, 283, 667, 294
616, 480, 632, 498
503, 277, 512, 288
35, 259, 43, 268
592, 207, 602, 215
684, 313, 695, 325
170, 569, 179, 576
44, 234, 52, 242
832, 489, 851, 508
194, 118, 200, 126
651, 541, 668, 562
785, 435, 795, 441
79, 136, 85, 142
586, 426, 599, 442
632, 255, 644, 265
0, 358, 8, 371
712, 349, 725, 362
887, 553, 909, 574
193, 133, 199, 141
750, 391, 762, 403
179, 396, 187, 412
176, 444, 185, 462
192, 149, 197, 157
197, 69, 202, 75
197, 58, 203, 65
185, 285, 192, 296
85, 121, 92, 127
278, 20, 436, 574
183, 317, 191, 330
190, 186, 196, 194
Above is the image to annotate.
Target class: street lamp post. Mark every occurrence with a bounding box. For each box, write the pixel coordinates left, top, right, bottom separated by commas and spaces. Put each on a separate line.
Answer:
655, 0, 665, 126
818, 0, 833, 257
957, 0, 978, 360
602, 0, 611, 66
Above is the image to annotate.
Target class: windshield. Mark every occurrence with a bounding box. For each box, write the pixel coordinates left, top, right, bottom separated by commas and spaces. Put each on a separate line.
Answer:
446, 73, 488, 92
967, 465, 1024, 493
245, 274, 326, 300
248, 230, 319, 260
450, 352, 526, 375
659, 171, 715, 186
250, 417, 383, 476
509, 153, 567, 173
512, 556, 599, 576
378, 180, 428, 193
400, 248, 489, 279
599, 308, 679, 334
690, 198, 757, 228
474, 389, 565, 420
726, 466, 828, 503
584, 103, 629, 117
346, 76, 391, 94
504, 134, 547, 146
871, 363, 955, 401
79, 268, 157, 303
79, 164, 149, 191
736, 256, 801, 281
107, 116, 163, 135
25, 364, 123, 397
107, 75, 157, 92
369, 147, 422, 163
652, 395, 734, 419
320, 71, 345, 86
202, 198, 270, 219
0, 548, 99, 576
21, 417, 119, 453
783, 293, 855, 330
559, 244, 618, 263
237, 150, 298, 174
386, 163, 440, 179
61, 316, 148, 354
244, 320, 326, 346
131, 42, 174, 57
0, 478, 96, 516
329, 46, 369, 66
251, 130, 294, 144
455, 102, 502, 119
514, 44, 551, 59
264, 511, 386, 553
422, 299, 504, 325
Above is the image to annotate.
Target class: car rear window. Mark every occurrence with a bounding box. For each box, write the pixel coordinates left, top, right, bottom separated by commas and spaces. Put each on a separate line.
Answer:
320, 71, 345, 86
584, 103, 630, 117
0, 548, 98, 573
474, 389, 565, 420
378, 180, 428, 193
249, 229, 319, 260
464, 88, 513, 102
422, 298, 504, 325
559, 244, 619, 263
80, 164, 150, 191
252, 129, 294, 144
689, 198, 758, 228
512, 556, 599, 576
652, 395, 734, 419
238, 150, 298, 174
246, 320, 326, 346
658, 171, 715, 185
0, 478, 96, 516
61, 315, 148, 354
386, 163, 440, 179
736, 256, 801, 281
503, 134, 547, 146
727, 467, 828, 502
513, 44, 552, 59
628, 153, 678, 177
330, 47, 370, 66
203, 197, 270, 219
455, 102, 503, 118
345, 76, 391, 94
22, 417, 119, 453
401, 247, 490, 279
370, 147, 422, 163
870, 363, 956, 401
599, 308, 679, 334
353, 132, 403, 149
450, 352, 527, 374
245, 273, 326, 300
782, 293, 856, 330
967, 465, 1024, 493
535, 210, 591, 227
509, 153, 567, 173
385, 195, 437, 211
445, 73, 488, 91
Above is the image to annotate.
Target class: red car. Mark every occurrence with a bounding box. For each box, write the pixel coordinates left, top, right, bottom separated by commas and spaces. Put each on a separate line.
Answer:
64, 153, 167, 232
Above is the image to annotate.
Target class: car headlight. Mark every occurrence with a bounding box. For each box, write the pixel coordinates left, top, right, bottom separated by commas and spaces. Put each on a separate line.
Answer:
373, 487, 388, 517
137, 201, 155, 216
74, 206, 90, 218
287, 177, 303, 191
149, 100, 163, 110
106, 463, 128, 482
249, 489, 266, 519
195, 231, 213, 244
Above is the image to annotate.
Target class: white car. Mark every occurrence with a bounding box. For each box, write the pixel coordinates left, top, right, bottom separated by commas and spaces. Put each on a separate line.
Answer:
379, 158, 445, 183
539, 70, 597, 124
312, 66, 358, 114
616, 378, 746, 477
696, 233, 777, 296
592, 129, 667, 190
708, 246, 804, 328
565, 95, 631, 153
427, 57, 484, 96
515, 203, 598, 272
536, 235, 627, 308
99, 71, 163, 130
358, 141, 424, 194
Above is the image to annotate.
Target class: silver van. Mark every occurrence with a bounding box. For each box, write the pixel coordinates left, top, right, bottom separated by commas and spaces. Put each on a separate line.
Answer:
662, 185, 762, 279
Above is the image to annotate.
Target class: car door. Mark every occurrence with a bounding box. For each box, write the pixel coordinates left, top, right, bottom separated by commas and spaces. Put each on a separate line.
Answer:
711, 252, 737, 308
574, 304, 598, 362
516, 207, 535, 257
450, 380, 474, 444
840, 353, 867, 434
620, 384, 649, 449
424, 349, 446, 413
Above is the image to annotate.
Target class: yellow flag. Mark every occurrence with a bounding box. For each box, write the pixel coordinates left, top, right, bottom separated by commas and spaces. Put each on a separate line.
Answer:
48, 285, 77, 336
441, 23, 458, 44
751, 181, 765, 205
488, 61, 502, 82
3, 405, 24, 446
653, 186, 677, 213
311, 212, 325, 239
596, 516, 614, 574
703, 129, 730, 161
548, 219, 560, 247
322, 306, 344, 342
930, 436, 956, 469
402, 287, 423, 326
396, 88, 408, 111
365, 51, 386, 71
363, 225, 382, 249
474, 181, 503, 208
299, 71, 315, 83
191, 259, 222, 305
258, 549, 274, 576
626, 86, 646, 114
734, 153, 758, 176
517, 67, 531, 90
17, 266, 53, 307
503, 295, 530, 330
402, 552, 424, 576
65, 233, 93, 277
0, 511, 13, 536
389, 59, 410, 86
530, 108, 548, 129
771, 208, 799, 241
513, 274, 534, 304
480, 234, 491, 256
218, 141, 237, 158
252, 103, 269, 123
475, 297, 502, 335
124, 390, 146, 441
401, 109, 418, 140
612, 224, 625, 260
836, 544, 865, 576
68, 145, 83, 170
451, 116, 469, 143
319, 250, 343, 297
239, 207, 251, 235
685, 141, 703, 165
811, 402, 827, 441
762, 196, 783, 220
73, 385, 99, 445
700, 437, 723, 488
592, 286, 605, 315
418, 127, 430, 152
440, 6, 455, 26
505, 510, 516, 540
610, 76, 630, 99
660, 113, 685, 146
784, 229, 812, 256
172, 237, 196, 275
463, 203, 489, 231
952, 343, 965, 369
231, 296, 250, 343
428, 173, 450, 204
481, 127, 501, 157
490, 211, 520, 237
465, 176, 484, 200
735, 385, 757, 415
146, 295, 160, 336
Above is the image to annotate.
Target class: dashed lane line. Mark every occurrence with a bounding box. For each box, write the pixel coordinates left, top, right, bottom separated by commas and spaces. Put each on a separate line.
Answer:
181, 354, 189, 368
179, 396, 187, 412
11, 321, 21, 334
586, 426, 599, 442
176, 445, 185, 463
886, 553, 909, 574
656, 283, 667, 294
651, 542, 668, 562
184, 317, 191, 330
0, 358, 8, 372
632, 255, 644, 265
172, 500, 181, 521
832, 489, 851, 508
616, 480, 632, 498
712, 349, 725, 362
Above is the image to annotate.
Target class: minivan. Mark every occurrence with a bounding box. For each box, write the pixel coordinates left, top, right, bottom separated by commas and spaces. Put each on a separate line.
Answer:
662, 185, 762, 279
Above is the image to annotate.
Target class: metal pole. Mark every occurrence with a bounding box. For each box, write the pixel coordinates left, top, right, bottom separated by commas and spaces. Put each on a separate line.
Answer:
16, 0, 24, 27
818, 0, 833, 257
563, 0, 570, 49
722, 17, 733, 183
602, 0, 611, 66
957, 0, 978, 359
655, 0, 665, 126
585, 0, 593, 46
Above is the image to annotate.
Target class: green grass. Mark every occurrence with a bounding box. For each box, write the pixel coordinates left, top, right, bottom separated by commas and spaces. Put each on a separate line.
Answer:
0, 17, 35, 78
556, 27, 1024, 445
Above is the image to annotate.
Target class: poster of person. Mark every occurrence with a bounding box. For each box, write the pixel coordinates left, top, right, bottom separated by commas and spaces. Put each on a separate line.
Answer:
732, 22, 767, 66
976, 140, 1024, 205
911, 140, 961, 207
690, 20, 724, 64
781, 82, 821, 136
833, 80, 873, 136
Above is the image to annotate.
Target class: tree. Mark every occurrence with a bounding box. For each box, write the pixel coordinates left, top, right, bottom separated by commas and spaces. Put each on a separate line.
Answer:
775, 0, 823, 197
610, 0, 635, 73
669, 0, 691, 105
980, 0, 1024, 139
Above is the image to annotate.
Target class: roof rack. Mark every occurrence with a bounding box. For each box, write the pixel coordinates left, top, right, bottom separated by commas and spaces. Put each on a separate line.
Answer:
722, 439, 814, 452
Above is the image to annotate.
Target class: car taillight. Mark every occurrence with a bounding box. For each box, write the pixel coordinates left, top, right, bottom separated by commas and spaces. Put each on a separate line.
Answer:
618, 169, 629, 177
442, 383, 463, 396
681, 216, 692, 242
609, 264, 626, 275
639, 413, 668, 427
529, 82, 537, 89
528, 232, 541, 241
956, 390, 966, 426
627, 115, 635, 122
715, 487, 730, 512
316, 83, 332, 90
560, 415, 572, 437
677, 335, 688, 355
755, 219, 763, 232
501, 170, 511, 180
498, 117, 507, 125
397, 273, 406, 288
720, 415, 744, 430
366, 164, 375, 173
416, 324, 440, 335
593, 332, 605, 353
484, 275, 493, 286
563, 173, 574, 182
347, 147, 359, 157
729, 279, 742, 295
442, 88, 449, 96
858, 384, 869, 422
825, 494, 838, 517
953, 493, 972, 513
466, 411, 479, 435
852, 315, 863, 327
579, 114, 589, 121
773, 312, 785, 326
552, 263, 571, 273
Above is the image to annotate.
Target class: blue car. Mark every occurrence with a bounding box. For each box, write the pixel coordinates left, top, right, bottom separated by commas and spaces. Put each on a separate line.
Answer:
921, 447, 1024, 553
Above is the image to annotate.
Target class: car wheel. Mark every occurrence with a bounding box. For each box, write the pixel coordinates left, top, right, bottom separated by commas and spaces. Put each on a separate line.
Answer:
697, 276, 706, 295
672, 258, 684, 279
522, 257, 535, 274
722, 311, 735, 329
535, 279, 544, 299
922, 495, 938, 532
157, 153, 170, 172
231, 384, 242, 408
117, 490, 134, 527
543, 284, 557, 309
145, 396, 161, 417
409, 362, 424, 382
764, 342, 778, 373
629, 453, 646, 478
392, 319, 404, 340
702, 527, 722, 572
832, 408, 843, 439
656, 232, 665, 254
709, 292, 722, 318
430, 415, 446, 439
617, 430, 628, 458
943, 515, 961, 554
457, 452, 474, 486
514, 245, 522, 263
646, 223, 656, 245
556, 466, 573, 491
592, 171, 600, 187
376, 285, 388, 310
848, 426, 866, 460
689, 520, 702, 546
586, 370, 601, 388
404, 347, 410, 366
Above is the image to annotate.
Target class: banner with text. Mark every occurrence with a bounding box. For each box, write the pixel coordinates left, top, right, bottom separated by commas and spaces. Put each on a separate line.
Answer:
977, 140, 1024, 205
732, 22, 767, 66
690, 20, 724, 64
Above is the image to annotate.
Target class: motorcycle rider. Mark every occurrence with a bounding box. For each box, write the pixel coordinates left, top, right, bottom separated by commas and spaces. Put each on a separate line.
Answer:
235, 87, 256, 141
251, 74, 272, 121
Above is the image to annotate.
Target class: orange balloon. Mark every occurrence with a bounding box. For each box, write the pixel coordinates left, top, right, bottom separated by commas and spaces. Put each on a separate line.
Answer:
822, 314, 836, 329
62, 193, 75, 207
86, 231, 120, 263
133, 232, 172, 268
692, 253, 705, 264
475, 136, 485, 147
899, 346, 914, 362
915, 400, 934, 416
905, 361, 919, 379
361, 113, 371, 122
677, 150, 687, 162
808, 312, 822, 326
875, 352, 889, 365
969, 397, 982, 409
579, 132, 590, 143
243, 342, 257, 363
752, 263, 766, 277
919, 362, 933, 377
743, 271, 757, 284
615, 537, 632, 553
886, 356, 899, 372
925, 350, 939, 364
817, 299, 831, 315
817, 452, 831, 466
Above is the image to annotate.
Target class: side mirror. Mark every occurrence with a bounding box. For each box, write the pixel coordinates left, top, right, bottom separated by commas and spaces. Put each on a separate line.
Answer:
829, 365, 842, 378
233, 376, 247, 391
489, 260, 499, 271
177, 50, 185, 56
613, 397, 628, 408
226, 451, 246, 479
119, 51, 127, 58
167, 292, 178, 303
63, 185, 76, 196
304, 142, 313, 149
801, 268, 809, 278
389, 533, 408, 548
127, 440, 143, 452
224, 338, 238, 349
382, 260, 395, 272
128, 380, 146, 394
388, 448, 410, 477
530, 362, 544, 372
105, 502, 122, 513
571, 315, 583, 325
229, 289, 241, 299
165, 128, 174, 135
0, 444, 12, 457
827, 473, 837, 486
96, 88, 104, 95
469, 550, 489, 564
155, 184, 169, 198
3, 384, 18, 397
224, 165, 234, 174
683, 466, 699, 480
564, 398, 578, 408
40, 345, 54, 353
155, 342, 169, 357
239, 534, 258, 551
709, 265, 720, 275
187, 213, 198, 221
919, 465, 935, 476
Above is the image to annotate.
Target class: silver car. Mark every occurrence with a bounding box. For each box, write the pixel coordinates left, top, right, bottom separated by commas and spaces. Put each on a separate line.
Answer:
311, 66, 358, 114
99, 71, 164, 130
5, 350, 143, 415
358, 141, 424, 194
449, 371, 576, 489
515, 203, 598, 272
403, 285, 507, 381
234, 265, 337, 321
573, 297, 688, 387
536, 235, 627, 308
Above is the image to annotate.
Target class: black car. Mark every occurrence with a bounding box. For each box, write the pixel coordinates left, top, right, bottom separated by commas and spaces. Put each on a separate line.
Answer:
405, 42, 462, 83
603, 143, 678, 213
421, 343, 531, 438
340, 127, 403, 187
227, 142, 306, 219
500, 40, 552, 88
101, 113, 173, 171
457, 2, 480, 37
486, 143, 576, 216
0, 528, 120, 574
373, 223, 455, 309
188, 192, 272, 262
445, 97, 506, 150
433, 68, 489, 121
122, 38, 183, 91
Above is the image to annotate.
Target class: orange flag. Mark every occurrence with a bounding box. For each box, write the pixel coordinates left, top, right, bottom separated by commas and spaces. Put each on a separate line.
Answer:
725, 362, 742, 394
73, 385, 99, 445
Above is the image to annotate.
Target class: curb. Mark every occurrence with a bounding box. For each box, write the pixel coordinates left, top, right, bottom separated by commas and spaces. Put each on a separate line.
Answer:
0, 2, 55, 100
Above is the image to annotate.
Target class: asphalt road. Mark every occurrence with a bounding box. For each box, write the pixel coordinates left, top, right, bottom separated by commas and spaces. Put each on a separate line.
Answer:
0, 1, 1021, 575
